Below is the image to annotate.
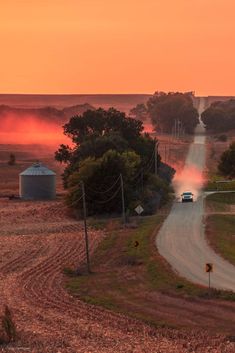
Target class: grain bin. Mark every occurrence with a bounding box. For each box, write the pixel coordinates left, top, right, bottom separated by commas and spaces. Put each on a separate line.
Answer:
19, 162, 56, 200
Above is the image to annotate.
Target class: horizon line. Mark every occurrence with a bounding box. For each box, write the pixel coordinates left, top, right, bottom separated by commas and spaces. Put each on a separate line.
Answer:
1, 92, 235, 97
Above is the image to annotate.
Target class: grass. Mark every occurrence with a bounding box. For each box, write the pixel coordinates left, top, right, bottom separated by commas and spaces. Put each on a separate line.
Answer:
206, 192, 235, 204
124, 216, 203, 295
64, 212, 235, 331
205, 176, 235, 192
206, 214, 235, 266
206, 192, 235, 212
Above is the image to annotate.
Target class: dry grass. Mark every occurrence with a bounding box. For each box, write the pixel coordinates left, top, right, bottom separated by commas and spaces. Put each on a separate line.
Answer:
205, 193, 235, 267
206, 214, 235, 267
66, 215, 235, 335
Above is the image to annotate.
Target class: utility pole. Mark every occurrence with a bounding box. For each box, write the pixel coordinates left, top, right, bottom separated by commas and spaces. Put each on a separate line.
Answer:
81, 181, 90, 274
174, 119, 177, 139
141, 168, 144, 193
177, 119, 180, 139
155, 141, 159, 175
120, 174, 126, 225
205, 263, 213, 291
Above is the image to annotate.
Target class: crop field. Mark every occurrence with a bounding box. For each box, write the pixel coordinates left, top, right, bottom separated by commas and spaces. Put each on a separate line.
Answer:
0, 144, 234, 352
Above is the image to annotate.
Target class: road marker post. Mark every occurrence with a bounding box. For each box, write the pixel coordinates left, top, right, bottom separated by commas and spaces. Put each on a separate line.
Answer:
205, 263, 213, 290
135, 204, 144, 224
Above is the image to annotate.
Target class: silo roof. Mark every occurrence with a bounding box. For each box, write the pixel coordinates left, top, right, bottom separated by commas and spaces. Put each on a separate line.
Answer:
20, 162, 56, 176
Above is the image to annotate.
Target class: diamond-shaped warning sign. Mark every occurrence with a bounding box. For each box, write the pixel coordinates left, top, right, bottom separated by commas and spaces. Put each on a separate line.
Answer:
205, 263, 213, 273
135, 205, 144, 215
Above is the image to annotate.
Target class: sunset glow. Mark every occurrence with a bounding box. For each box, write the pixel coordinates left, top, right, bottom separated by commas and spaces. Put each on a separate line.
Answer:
1, 0, 235, 95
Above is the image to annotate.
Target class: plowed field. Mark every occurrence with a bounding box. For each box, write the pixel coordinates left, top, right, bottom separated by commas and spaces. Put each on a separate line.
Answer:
0, 199, 234, 353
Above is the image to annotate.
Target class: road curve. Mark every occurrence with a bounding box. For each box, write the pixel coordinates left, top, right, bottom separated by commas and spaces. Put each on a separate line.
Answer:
156, 98, 235, 292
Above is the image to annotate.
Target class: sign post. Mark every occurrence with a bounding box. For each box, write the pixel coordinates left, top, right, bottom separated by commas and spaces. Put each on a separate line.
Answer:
135, 205, 144, 224
205, 263, 213, 289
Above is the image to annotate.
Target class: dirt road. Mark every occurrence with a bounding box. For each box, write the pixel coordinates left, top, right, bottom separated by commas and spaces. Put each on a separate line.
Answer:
156, 98, 235, 292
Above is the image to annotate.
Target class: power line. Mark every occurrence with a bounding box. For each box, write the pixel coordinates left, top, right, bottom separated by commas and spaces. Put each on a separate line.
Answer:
70, 193, 83, 207
71, 141, 159, 224
95, 184, 122, 204
85, 175, 121, 195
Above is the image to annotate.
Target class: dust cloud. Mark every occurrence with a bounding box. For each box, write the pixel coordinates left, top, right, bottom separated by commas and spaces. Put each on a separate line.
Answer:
172, 122, 206, 201
173, 164, 205, 200
0, 114, 70, 146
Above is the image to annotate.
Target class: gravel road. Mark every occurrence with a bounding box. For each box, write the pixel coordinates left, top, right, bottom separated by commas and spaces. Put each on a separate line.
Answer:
156, 98, 235, 292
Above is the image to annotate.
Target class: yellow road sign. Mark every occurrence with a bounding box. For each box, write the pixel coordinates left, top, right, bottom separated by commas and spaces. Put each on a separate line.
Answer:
205, 263, 213, 273
134, 241, 139, 248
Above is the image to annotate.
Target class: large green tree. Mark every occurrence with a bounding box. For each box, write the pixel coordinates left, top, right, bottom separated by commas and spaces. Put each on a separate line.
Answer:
201, 100, 235, 132
147, 92, 199, 134
129, 103, 148, 121
67, 150, 141, 214
55, 108, 159, 187
56, 108, 174, 215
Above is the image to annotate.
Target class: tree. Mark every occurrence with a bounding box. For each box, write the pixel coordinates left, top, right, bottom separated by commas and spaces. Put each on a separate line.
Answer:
129, 103, 148, 121
62, 108, 143, 145
66, 150, 141, 214
8, 153, 16, 166
201, 100, 235, 132
55, 108, 172, 215
55, 144, 72, 163
217, 134, 227, 142
218, 142, 235, 177
55, 108, 158, 187
146, 92, 199, 134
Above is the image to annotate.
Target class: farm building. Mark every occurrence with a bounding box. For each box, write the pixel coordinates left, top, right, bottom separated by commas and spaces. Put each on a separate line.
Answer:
19, 162, 56, 200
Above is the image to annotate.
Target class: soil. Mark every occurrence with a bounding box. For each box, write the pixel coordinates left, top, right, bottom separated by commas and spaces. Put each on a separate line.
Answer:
0, 199, 234, 352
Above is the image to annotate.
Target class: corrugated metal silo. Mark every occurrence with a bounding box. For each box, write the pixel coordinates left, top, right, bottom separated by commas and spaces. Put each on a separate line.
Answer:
19, 162, 56, 200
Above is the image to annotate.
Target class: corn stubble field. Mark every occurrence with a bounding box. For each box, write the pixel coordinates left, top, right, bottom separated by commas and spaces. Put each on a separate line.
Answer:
0, 145, 235, 353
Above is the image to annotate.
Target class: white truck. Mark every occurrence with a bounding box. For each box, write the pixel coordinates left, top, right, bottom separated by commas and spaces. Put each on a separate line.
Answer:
181, 191, 194, 202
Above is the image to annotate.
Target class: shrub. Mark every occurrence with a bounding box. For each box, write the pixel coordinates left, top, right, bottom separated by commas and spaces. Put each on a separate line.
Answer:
217, 134, 228, 142
218, 142, 235, 177
0, 306, 17, 344
8, 154, 16, 166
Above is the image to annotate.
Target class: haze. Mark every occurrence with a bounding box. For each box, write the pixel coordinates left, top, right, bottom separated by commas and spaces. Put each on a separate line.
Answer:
0, 114, 70, 145
1, 0, 235, 95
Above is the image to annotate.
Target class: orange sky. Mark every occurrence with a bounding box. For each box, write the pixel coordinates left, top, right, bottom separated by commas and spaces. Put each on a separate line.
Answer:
1, 0, 235, 95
